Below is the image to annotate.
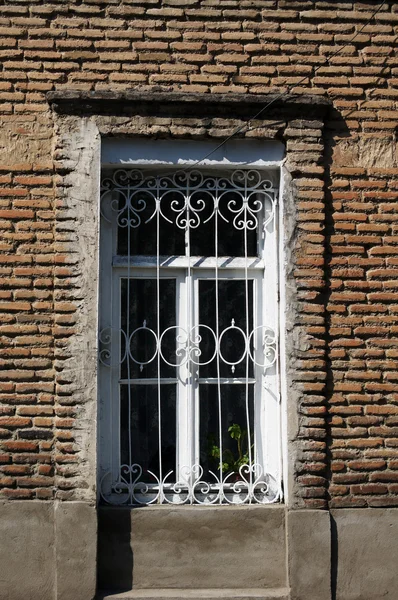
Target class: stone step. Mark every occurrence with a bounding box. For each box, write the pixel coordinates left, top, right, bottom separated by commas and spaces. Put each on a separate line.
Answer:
97, 589, 290, 600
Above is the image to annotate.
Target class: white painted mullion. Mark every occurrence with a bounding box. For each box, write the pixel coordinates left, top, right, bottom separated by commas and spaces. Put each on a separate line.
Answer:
193, 275, 200, 470
254, 189, 265, 473
253, 271, 264, 472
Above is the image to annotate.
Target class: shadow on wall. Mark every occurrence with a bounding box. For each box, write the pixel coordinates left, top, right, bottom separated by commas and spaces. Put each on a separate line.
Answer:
322, 104, 351, 478
330, 514, 338, 600
323, 109, 348, 600
97, 506, 134, 592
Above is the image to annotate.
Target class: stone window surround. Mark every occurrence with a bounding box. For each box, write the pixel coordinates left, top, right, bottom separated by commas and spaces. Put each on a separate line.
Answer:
48, 91, 331, 509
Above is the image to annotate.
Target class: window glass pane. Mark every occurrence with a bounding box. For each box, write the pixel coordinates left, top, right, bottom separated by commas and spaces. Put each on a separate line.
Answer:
190, 191, 257, 257
120, 384, 176, 482
117, 190, 185, 256
199, 384, 254, 481
120, 278, 176, 379
198, 279, 254, 378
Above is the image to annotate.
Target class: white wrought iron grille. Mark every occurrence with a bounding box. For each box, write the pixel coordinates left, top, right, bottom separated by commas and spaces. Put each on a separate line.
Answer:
98, 167, 281, 505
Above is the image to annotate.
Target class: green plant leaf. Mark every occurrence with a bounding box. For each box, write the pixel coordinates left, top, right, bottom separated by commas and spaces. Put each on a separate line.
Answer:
207, 424, 253, 474
228, 423, 242, 440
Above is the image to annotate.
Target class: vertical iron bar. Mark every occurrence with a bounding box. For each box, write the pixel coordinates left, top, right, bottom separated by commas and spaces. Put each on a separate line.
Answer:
110, 194, 114, 496
126, 181, 133, 501
156, 182, 163, 502
214, 183, 223, 502
244, 182, 253, 500
186, 179, 192, 503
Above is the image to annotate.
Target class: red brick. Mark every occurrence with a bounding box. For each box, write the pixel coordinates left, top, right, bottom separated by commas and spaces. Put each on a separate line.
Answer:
2, 441, 38, 452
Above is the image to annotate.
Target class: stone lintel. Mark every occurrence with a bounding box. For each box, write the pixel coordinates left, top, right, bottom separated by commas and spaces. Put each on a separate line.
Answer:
47, 90, 331, 120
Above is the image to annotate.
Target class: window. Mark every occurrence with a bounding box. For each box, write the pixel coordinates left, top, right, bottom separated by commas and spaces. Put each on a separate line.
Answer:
99, 141, 282, 505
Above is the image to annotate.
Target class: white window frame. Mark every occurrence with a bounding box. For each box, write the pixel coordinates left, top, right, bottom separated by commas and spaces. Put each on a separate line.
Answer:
98, 140, 283, 505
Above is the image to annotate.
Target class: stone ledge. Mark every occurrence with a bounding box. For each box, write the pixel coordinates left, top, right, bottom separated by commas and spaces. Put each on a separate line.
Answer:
96, 589, 290, 600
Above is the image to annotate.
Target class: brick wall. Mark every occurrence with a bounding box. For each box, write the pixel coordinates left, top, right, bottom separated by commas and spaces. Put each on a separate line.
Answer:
0, 0, 397, 508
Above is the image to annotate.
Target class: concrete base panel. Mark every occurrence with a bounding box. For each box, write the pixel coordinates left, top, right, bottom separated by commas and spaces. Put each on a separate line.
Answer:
98, 505, 287, 591
0, 501, 55, 600
0, 501, 97, 600
332, 508, 398, 600
287, 509, 331, 600
55, 502, 97, 600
